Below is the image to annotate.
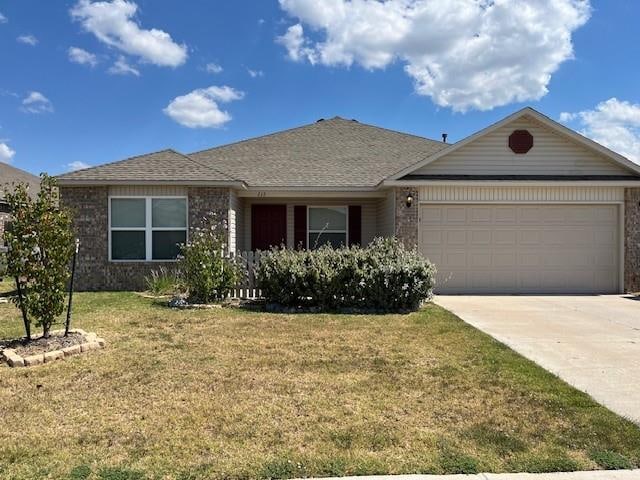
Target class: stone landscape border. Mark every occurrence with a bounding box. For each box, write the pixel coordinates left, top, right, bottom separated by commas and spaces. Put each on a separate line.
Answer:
0, 329, 105, 368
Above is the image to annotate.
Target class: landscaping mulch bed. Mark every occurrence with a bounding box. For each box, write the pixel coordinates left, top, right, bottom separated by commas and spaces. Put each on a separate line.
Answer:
0, 331, 84, 357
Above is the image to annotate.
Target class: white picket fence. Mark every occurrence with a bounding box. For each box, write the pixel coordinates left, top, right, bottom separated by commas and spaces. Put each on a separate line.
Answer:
230, 250, 263, 299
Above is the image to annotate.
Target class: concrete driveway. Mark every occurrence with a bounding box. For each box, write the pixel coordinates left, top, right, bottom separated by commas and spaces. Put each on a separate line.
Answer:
435, 295, 640, 423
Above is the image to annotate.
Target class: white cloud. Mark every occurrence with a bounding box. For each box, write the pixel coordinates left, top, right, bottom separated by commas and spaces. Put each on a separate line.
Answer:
17, 34, 38, 46
247, 68, 264, 78
205, 62, 223, 74
277, 0, 591, 112
560, 98, 640, 163
0, 143, 15, 163
21, 91, 54, 114
67, 160, 91, 171
70, 0, 187, 67
68, 46, 98, 67
163, 85, 244, 128
108, 56, 140, 76
0, 12, 7, 23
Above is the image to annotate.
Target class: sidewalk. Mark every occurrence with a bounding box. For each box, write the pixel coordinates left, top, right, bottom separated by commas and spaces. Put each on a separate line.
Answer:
297, 470, 640, 480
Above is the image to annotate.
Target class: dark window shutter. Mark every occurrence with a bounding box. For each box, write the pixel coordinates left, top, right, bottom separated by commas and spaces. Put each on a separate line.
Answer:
294, 205, 307, 249
348, 205, 362, 247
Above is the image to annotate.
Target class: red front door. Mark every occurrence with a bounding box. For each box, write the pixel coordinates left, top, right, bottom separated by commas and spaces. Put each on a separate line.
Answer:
251, 204, 287, 251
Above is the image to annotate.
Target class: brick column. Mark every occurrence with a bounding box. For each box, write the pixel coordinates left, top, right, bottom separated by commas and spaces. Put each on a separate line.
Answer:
188, 187, 230, 233
395, 187, 418, 248
625, 188, 640, 293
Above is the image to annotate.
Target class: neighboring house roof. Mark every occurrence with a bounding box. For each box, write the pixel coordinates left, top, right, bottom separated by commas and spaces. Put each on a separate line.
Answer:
57, 149, 242, 185
189, 117, 446, 188
388, 107, 640, 181
0, 162, 40, 201
57, 117, 446, 189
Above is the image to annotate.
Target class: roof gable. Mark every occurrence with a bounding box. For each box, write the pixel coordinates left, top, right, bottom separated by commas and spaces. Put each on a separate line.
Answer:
390, 108, 640, 180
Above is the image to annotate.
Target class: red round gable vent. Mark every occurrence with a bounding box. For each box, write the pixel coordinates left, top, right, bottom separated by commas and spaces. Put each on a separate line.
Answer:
509, 130, 533, 154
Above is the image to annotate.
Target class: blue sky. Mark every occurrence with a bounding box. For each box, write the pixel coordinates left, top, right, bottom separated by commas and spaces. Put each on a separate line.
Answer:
1, 0, 639, 176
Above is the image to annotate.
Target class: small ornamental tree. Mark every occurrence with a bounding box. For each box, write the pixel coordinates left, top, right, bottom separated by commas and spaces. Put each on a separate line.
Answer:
178, 212, 242, 303
4, 174, 74, 339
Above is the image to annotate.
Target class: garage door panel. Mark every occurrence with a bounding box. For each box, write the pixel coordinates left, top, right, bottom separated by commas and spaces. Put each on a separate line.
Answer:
495, 207, 517, 223
447, 230, 466, 245
518, 230, 541, 245
421, 207, 443, 223
471, 207, 492, 222
493, 251, 517, 267
493, 230, 517, 245
469, 251, 491, 267
445, 207, 467, 223
471, 230, 491, 245
419, 204, 619, 294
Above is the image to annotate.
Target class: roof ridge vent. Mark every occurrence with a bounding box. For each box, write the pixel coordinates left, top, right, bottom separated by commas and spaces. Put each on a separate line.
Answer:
316, 118, 325, 123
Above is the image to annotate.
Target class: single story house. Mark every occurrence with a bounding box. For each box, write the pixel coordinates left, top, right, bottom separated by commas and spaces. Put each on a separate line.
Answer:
57, 107, 640, 294
0, 163, 40, 246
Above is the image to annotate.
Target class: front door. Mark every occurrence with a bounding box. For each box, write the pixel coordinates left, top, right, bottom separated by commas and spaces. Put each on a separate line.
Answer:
251, 204, 287, 251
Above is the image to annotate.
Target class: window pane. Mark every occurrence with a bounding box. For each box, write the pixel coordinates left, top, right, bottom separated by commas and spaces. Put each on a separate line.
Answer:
111, 199, 145, 228
152, 230, 186, 260
152, 198, 187, 228
309, 232, 347, 249
309, 207, 346, 231
112, 231, 146, 260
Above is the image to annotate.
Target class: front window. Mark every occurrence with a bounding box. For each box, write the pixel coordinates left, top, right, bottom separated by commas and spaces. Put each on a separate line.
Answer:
308, 206, 347, 249
110, 197, 187, 261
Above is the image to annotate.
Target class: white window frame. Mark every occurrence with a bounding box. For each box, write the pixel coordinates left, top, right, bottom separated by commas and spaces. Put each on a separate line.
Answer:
307, 205, 349, 249
108, 196, 188, 262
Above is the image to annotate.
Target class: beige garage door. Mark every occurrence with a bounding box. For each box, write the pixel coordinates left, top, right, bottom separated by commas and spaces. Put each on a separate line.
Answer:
419, 204, 619, 294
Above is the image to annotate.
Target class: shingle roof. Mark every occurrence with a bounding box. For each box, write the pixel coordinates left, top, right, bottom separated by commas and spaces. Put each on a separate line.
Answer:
0, 163, 40, 200
57, 149, 238, 184
57, 118, 446, 188
190, 117, 446, 188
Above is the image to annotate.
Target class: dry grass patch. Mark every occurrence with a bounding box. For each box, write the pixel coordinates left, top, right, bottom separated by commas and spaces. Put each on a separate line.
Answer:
0, 292, 639, 479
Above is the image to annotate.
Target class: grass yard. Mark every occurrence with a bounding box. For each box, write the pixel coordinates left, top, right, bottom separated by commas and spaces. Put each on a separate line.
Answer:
0, 292, 639, 480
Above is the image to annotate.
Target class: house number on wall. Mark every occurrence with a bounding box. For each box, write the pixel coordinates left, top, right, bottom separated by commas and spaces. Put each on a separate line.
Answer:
257, 191, 267, 198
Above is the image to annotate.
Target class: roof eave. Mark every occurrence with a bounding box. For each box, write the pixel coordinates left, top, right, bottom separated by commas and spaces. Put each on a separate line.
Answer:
56, 179, 247, 188
383, 179, 640, 187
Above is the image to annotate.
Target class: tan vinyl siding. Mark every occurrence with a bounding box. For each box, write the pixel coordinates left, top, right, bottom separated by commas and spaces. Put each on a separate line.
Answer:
414, 116, 633, 176
242, 198, 379, 250
109, 185, 187, 196
419, 186, 625, 203
376, 189, 395, 237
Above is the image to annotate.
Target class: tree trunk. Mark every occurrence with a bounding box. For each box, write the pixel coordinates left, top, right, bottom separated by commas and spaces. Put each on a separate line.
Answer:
15, 277, 31, 341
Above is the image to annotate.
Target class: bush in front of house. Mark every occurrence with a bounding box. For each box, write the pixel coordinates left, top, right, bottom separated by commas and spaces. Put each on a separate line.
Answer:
177, 212, 243, 303
256, 237, 436, 312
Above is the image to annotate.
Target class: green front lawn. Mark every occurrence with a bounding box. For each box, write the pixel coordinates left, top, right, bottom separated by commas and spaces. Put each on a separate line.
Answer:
0, 293, 639, 480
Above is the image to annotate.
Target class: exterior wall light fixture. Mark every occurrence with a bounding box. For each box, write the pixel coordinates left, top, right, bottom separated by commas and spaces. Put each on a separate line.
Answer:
405, 194, 414, 208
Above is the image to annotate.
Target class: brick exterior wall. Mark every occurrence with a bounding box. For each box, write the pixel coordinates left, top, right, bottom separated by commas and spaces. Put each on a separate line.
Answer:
394, 187, 418, 248
625, 188, 640, 293
60, 186, 230, 291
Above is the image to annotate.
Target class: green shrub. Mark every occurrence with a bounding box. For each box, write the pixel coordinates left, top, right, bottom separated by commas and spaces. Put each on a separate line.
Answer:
144, 266, 180, 296
255, 237, 435, 312
177, 212, 243, 303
